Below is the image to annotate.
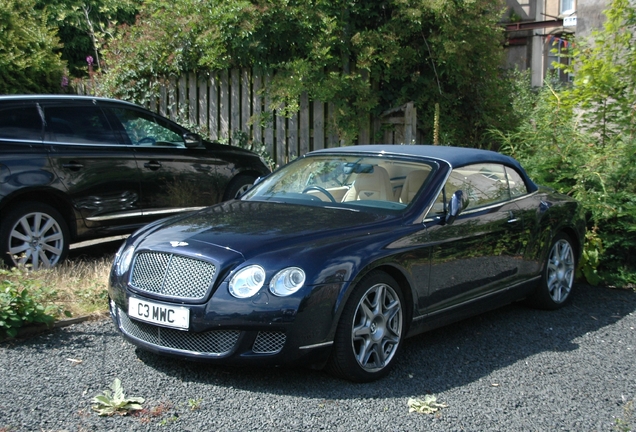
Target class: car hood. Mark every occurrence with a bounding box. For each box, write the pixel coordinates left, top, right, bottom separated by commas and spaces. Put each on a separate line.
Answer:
134, 200, 396, 260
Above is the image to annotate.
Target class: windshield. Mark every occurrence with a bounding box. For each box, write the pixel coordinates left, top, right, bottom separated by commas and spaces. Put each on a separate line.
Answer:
242, 154, 436, 212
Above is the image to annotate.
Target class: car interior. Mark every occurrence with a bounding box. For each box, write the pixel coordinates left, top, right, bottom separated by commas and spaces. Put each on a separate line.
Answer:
304, 161, 433, 206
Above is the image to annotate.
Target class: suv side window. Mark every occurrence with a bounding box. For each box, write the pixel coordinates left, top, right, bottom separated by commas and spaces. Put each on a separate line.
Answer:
44, 105, 120, 145
0, 105, 43, 141
110, 107, 184, 147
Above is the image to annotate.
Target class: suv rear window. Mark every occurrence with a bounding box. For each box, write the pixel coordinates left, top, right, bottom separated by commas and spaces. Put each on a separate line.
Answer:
44, 105, 120, 145
0, 106, 43, 141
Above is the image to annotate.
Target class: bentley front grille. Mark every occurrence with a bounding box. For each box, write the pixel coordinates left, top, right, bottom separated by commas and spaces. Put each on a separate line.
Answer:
118, 308, 239, 356
130, 252, 216, 300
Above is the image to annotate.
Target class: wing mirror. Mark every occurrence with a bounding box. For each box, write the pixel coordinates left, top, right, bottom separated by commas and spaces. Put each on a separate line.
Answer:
445, 190, 469, 225
183, 132, 202, 148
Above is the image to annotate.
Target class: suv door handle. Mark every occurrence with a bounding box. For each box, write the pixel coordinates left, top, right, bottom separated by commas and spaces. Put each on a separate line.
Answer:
62, 162, 83, 171
143, 161, 162, 170
507, 210, 519, 224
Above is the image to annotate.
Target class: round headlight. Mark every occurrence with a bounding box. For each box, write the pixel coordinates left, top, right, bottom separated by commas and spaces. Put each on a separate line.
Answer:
269, 267, 305, 296
115, 245, 135, 276
229, 265, 266, 298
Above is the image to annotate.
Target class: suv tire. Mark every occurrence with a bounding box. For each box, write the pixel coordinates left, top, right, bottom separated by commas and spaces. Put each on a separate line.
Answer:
0, 202, 69, 270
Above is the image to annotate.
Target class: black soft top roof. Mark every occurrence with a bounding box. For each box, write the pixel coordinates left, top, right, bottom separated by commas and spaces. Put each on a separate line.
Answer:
309, 144, 538, 191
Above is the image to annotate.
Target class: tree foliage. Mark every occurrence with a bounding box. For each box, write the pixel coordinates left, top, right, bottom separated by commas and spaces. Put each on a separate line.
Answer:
493, 0, 636, 287
100, 0, 516, 145
0, 0, 66, 94
35, 0, 142, 77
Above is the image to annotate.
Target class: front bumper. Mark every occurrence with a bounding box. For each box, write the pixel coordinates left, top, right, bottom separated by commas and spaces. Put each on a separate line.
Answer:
108, 281, 345, 367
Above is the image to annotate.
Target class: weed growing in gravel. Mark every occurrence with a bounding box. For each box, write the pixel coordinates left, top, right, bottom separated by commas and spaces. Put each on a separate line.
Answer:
91, 378, 144, 416
407, 395, 448, 414
134, 401, 175, 424
188, 398, 202, 410
615, 398, 634, 432
159, 415, 179, 426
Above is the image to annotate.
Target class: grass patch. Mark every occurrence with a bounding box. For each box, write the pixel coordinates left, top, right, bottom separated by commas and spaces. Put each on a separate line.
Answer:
1, 256, 113, 323
37, 257, 112, 318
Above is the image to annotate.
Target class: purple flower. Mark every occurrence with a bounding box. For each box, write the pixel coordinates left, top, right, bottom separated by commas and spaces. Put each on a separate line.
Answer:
61, 76, 68, 88
86, 56, 94, 66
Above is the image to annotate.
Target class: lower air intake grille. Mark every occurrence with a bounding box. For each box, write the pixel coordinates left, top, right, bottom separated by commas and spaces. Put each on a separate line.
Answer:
252, 331, 286, 354
118, 308, 239, 356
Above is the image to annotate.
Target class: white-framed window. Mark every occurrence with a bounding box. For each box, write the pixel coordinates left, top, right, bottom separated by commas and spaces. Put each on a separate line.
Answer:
561, 0, 575, 15
546, 34, 573, 83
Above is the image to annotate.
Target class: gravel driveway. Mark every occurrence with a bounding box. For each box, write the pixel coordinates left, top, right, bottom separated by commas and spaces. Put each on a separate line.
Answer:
1, 283, 635, 431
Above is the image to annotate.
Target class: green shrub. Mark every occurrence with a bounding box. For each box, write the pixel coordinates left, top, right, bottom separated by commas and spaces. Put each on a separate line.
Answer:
493, 82, 636, 287
0, 268, 62, 339
0, 0, 66, 94
492, 0, 636, 287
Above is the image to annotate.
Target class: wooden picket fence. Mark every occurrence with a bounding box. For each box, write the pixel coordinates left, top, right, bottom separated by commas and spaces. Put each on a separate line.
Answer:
76, 68, 422, 166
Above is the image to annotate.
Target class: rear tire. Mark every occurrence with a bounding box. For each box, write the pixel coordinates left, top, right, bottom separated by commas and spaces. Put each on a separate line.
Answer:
223, 174, 257, 200
528, 232, 576, 310
326, 271, 405, 382
0, 202, 69, 270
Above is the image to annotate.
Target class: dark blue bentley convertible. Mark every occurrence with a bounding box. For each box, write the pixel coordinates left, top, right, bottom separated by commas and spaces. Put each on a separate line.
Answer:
108, 145, 585, 382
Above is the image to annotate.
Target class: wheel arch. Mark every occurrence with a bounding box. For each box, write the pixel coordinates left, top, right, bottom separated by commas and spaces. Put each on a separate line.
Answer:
373, 264, 415, 333
223, 170, 263, 200
559, 226, 582, 261
324, 263, 414, 381
330, 262, 415, 340
0, 189, 78, 240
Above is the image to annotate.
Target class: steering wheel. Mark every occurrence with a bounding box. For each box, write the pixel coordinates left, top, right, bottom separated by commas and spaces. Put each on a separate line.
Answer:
137, 136, 156, 145
302, 186, 336, 203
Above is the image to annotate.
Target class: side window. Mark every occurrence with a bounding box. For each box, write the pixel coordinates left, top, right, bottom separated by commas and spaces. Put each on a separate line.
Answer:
0, 106, 43, 141
505, 166, 529, 198
44, 105, 120, 145
110, 108, 184, 147
432, 163, 511, 214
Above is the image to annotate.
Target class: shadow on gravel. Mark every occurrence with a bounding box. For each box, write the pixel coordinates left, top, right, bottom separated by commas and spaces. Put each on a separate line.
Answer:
1, 321, 120, 352
124, 283, 636, 399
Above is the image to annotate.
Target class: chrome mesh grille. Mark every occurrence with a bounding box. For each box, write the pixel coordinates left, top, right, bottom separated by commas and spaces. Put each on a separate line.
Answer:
118, 308, 239, 355
130, 252, 216, 300
252, 331, 286, 354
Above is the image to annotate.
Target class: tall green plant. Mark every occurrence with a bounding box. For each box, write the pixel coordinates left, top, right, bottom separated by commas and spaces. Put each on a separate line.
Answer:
35, 0, 142, 77
561, 0, 636, 145
494, 0, 636, 286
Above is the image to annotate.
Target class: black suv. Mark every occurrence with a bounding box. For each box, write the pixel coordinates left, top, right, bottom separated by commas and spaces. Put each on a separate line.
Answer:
0, 95, 270, 269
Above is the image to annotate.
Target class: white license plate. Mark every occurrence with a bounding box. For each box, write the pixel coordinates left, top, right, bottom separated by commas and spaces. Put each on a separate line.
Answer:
128, 297, 190, 330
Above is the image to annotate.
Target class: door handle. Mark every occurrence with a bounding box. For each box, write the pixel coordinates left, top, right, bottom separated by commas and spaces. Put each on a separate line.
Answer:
143, 161, 162, 170
507, 210, 519, 224
62, 162, 83, 171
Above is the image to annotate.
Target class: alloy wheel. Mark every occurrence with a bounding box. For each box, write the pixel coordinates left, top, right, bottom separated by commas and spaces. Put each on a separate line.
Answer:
546, 238, 575, 303
8, 211, 65, 270
351, 282, 403, 372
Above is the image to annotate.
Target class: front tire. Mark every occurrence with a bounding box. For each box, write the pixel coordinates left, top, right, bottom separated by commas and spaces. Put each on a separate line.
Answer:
223, 174, 257, 201
327, 271, 405, 382
0, 202, 69, 270
529, 233, 576, 310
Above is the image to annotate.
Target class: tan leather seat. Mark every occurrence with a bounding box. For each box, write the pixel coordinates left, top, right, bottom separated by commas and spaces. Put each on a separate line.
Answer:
343, 166, 394, 201
400, 170, 429, 204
